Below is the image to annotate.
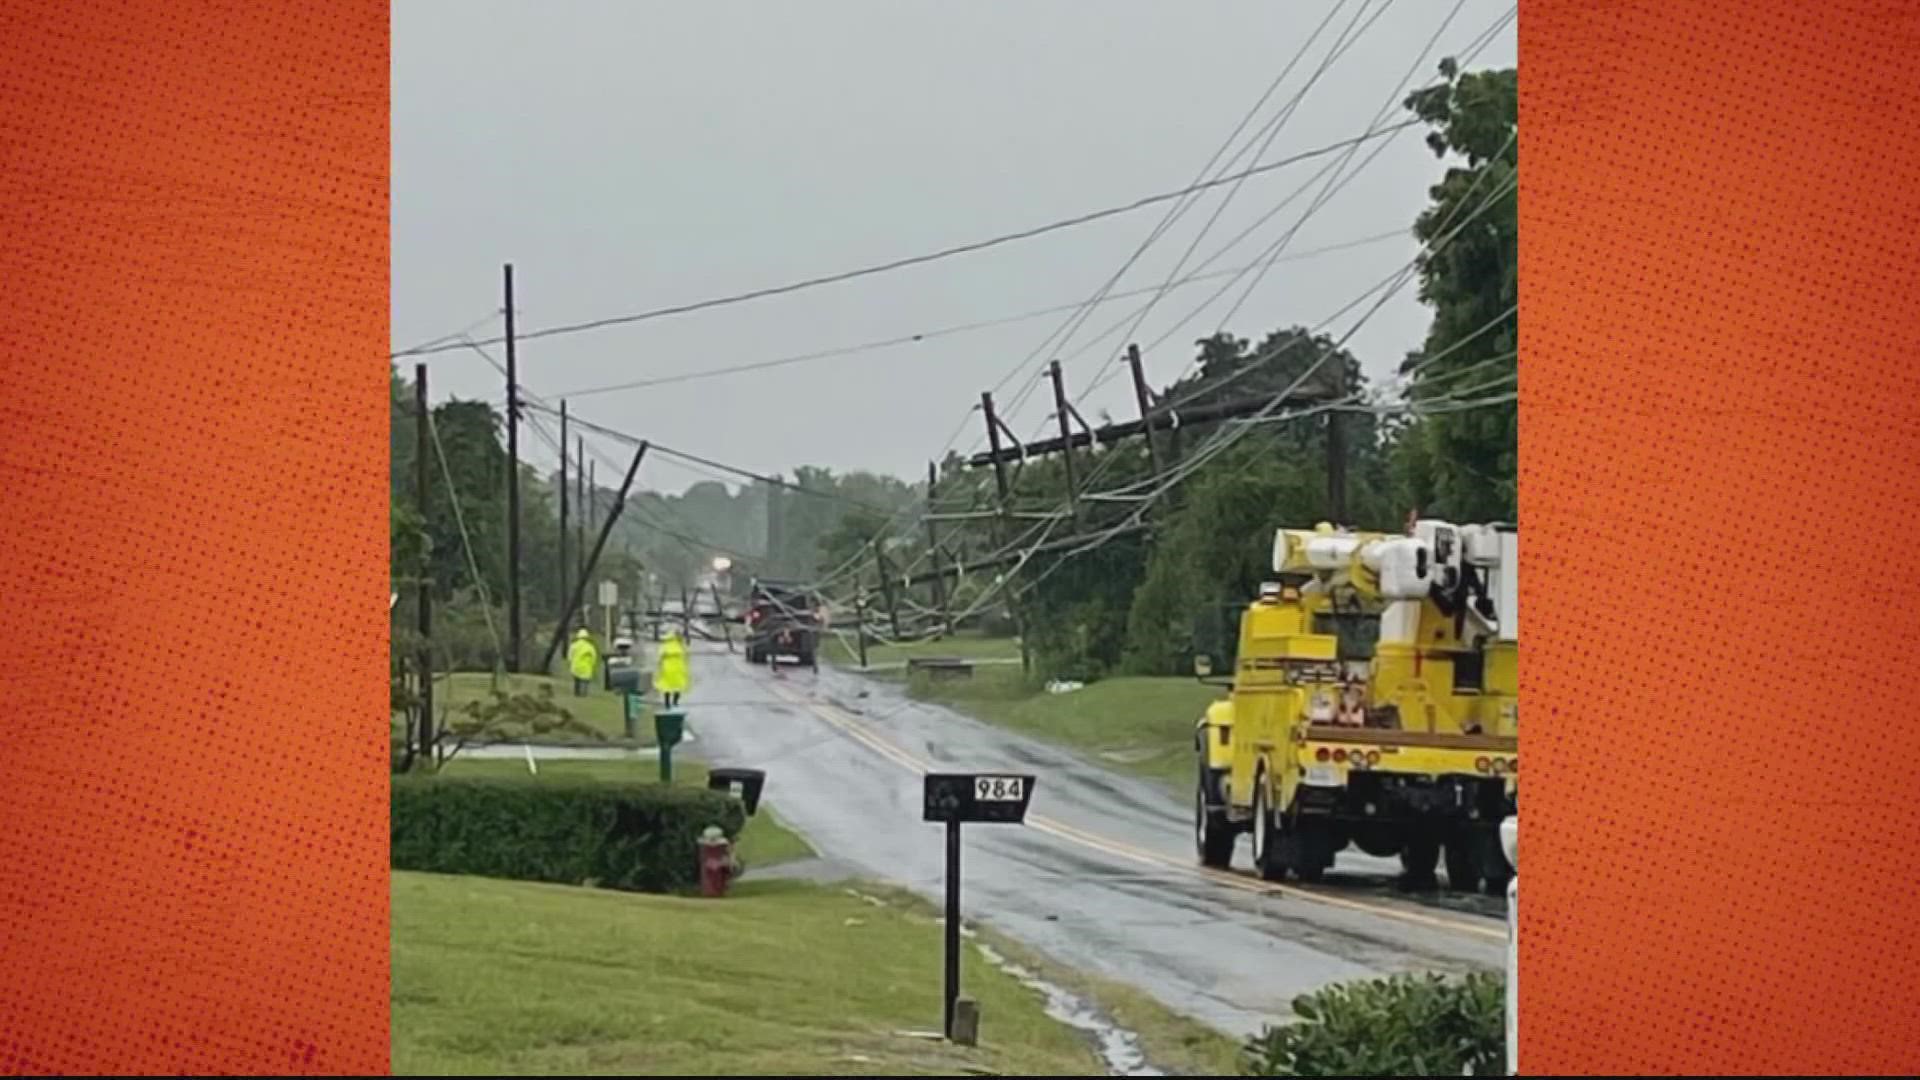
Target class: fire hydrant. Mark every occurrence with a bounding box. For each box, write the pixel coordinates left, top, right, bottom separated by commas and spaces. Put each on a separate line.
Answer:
697, 826, 739, 898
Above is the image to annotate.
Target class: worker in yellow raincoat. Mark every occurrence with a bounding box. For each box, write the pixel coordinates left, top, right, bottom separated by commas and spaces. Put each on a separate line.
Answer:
654, 631, 690, 710
567, 628, 599, 697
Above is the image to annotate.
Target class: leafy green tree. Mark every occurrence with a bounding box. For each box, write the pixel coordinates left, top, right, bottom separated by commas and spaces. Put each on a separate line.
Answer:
1395, 60, 1519, 522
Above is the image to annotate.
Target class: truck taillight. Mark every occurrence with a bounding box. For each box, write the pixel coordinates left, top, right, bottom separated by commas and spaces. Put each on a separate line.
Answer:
1315, 747, 1331, 763
1476, 757, 1492, 774
1331, 748, 1348, 764
1365, 750, 1381, 767
1492, 758, 1510, 776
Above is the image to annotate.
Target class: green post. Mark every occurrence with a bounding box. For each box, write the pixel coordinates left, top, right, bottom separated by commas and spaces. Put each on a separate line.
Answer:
654, 709, 686, 784
622, 691, 644, 741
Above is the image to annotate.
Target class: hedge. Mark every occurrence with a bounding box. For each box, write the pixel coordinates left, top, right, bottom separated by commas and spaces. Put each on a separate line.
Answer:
1242, 971, 1505, 1076
391, 772, 747, 893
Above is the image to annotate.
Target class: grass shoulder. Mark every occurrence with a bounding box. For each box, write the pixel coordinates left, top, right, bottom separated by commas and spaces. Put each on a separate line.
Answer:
437, 671, 655, 747
868, 642, 1223, 795
393, 872, 1138, 1076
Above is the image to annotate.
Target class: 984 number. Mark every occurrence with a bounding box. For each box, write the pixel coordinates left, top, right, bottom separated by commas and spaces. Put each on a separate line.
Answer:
974, 776, 1024, 802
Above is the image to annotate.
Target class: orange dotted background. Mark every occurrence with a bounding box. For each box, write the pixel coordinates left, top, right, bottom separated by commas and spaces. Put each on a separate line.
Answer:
0, 0, 389, 1075
1524, 1, 1920, 1075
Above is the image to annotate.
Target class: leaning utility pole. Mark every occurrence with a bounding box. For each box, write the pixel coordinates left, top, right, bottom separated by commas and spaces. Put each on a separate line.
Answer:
414, 363, 435, 766
1048, 360, 1080, 523
503, 263, 523, 671
542, 441, 650, 674
979, 391, 1031, 675
873, 541, 902, 640
1125, 344, 1163, 477
925, 461, 949, 633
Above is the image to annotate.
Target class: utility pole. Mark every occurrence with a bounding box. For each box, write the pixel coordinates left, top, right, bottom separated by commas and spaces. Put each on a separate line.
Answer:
1326, 411, 1349, 525
873, 542, 902, 641
1048, 360, 1080, 522
575, 435, 587, 606
925, 460, 949, 635
414, 363, 435, 767
979, 391, 1031, 675
1125, 344, 1162, 477
503, 263, 523, 672
855, 591, 870, 668
766, 481, 785, 578
587, 457, 598, 633
558, 400, 570, 632
542, 441, 650, 674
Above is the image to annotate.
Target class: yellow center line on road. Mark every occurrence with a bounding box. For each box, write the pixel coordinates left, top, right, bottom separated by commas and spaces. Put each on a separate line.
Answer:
760, 675, 1502, 943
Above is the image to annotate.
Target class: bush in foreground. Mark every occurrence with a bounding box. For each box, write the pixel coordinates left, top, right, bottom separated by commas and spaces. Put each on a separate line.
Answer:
392, 773, 746, 893
1242, 972, 1505, 1077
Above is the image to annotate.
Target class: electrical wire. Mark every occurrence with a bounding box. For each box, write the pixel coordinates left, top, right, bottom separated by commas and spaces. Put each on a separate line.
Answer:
389, 122, 1422, 360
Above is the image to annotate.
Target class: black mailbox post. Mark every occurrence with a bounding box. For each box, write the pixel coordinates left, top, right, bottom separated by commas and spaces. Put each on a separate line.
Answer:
922, 772, 1036, 1041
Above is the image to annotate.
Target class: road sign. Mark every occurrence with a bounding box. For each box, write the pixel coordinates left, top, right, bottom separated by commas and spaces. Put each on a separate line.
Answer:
923, 772, 1036, 1041
598, 579, 619, 607
923, 772, 1035, 825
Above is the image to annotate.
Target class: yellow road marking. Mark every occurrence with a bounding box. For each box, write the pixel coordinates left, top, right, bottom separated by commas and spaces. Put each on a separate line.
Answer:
759, 674, 1502, 943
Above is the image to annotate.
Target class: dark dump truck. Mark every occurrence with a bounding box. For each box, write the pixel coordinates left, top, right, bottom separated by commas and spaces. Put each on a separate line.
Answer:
744, 579, 822, 669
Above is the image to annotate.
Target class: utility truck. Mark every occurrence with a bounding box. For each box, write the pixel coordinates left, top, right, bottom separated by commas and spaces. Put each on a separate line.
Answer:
1192, 520, 1517, 893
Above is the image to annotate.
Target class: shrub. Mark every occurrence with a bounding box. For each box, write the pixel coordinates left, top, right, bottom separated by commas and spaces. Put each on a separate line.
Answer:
391, 773, 747, 893
1242, 972, 1505, 1077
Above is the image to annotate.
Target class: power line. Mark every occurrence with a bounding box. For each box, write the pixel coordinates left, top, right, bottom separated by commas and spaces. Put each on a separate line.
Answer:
537, 231, 1408, 401
388, 122, 1421, 360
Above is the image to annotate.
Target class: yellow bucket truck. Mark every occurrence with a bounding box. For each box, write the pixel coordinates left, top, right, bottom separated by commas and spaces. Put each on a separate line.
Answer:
1192, 520, 1517, 893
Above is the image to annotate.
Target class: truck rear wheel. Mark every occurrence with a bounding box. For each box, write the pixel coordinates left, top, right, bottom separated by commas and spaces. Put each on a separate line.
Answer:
1444, 834, 1482, 893
1290, 819, 1333, 884
1251, 782, 1286, 882
1194, 768, 1236, 870
1400, 835, 1440, 890
1479, 826, 1514, 895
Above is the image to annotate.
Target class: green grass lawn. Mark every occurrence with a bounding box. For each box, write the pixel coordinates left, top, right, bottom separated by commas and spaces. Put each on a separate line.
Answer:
879, 654, 1224, 796
391, 873, 1238, 1077
435, 757, 814, 872
437, 671, 655, 746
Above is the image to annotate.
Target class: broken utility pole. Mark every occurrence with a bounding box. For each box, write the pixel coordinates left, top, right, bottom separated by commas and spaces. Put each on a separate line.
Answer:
1048, 361, 1081, 523
978, 391, 1031, 675
542, 441, 650, 675
1125, 344, 1163, 477
873, 542, 903, 641
925, 461, 949, 634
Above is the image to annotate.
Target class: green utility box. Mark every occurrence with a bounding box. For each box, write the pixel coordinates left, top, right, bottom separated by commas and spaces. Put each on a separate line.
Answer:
622, 691, 646, 741
654, 709, 687, 783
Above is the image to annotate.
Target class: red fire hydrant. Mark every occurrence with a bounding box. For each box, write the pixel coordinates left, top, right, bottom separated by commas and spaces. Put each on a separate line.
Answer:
697, 826, 739, 898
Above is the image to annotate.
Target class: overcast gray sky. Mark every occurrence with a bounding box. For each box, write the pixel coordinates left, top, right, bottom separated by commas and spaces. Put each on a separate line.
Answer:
392, 0, 1516, 493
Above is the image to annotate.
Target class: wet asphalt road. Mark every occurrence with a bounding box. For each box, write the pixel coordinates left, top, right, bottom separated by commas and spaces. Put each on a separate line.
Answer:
677, 642, 1503, 1040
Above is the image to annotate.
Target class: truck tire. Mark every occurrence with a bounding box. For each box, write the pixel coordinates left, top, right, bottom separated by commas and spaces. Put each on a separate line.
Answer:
1194, 768, 1236, 870
1290, 818, 1333, 884
1479, 826, 1514, 895
1444, 834, 1481, 894
1400, 835, 1441, 890
1251, 781, 1287, 882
